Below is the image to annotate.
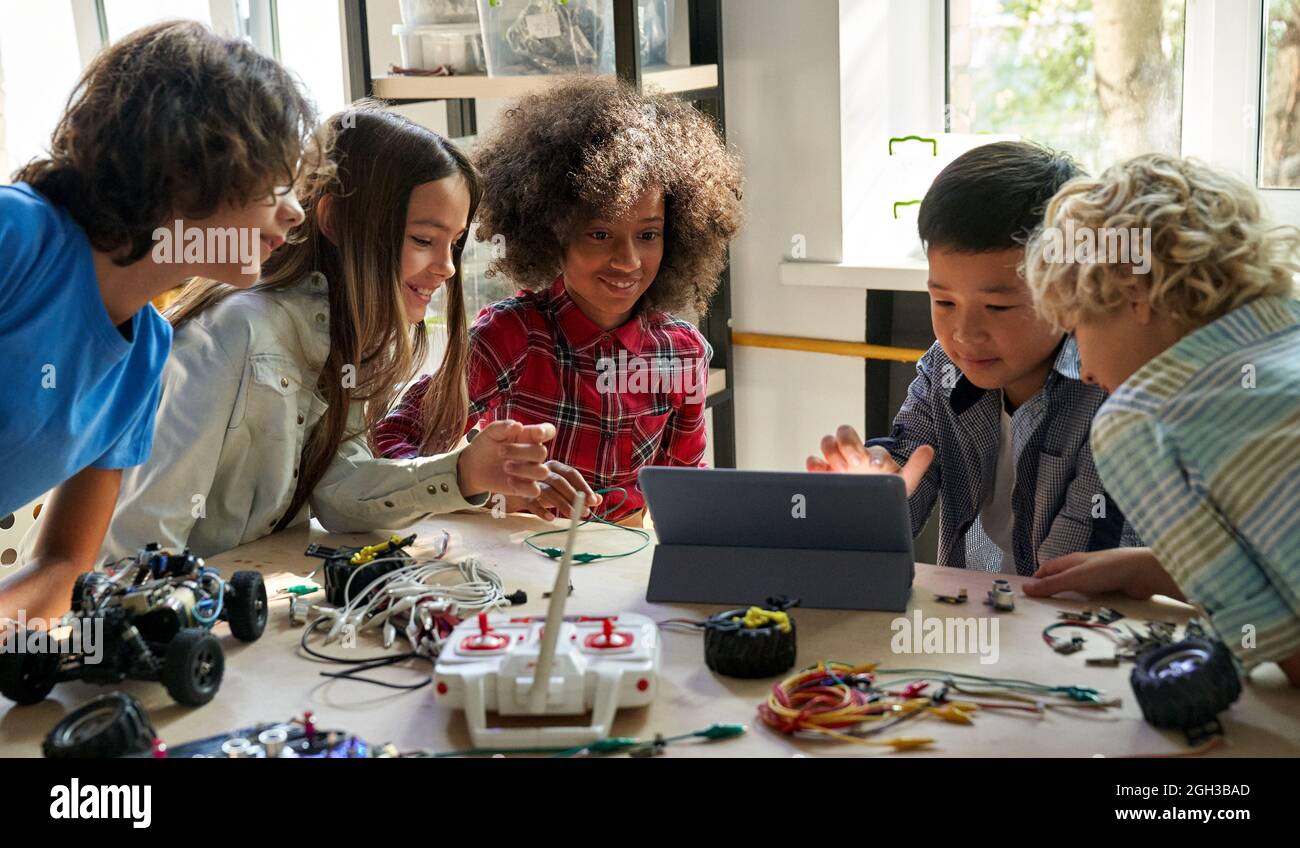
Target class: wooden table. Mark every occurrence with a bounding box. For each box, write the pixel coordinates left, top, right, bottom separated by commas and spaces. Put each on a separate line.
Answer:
3, 512, 1297, 757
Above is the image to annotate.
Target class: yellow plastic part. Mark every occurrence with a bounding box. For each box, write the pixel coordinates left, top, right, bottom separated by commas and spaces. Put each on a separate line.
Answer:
731, 607, 792, 633
349, 535, 406, 566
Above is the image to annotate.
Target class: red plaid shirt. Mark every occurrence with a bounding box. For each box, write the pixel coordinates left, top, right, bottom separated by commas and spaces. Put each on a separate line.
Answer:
375, 277, 711, 519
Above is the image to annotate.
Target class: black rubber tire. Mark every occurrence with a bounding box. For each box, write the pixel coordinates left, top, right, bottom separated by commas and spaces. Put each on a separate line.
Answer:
704, 609, 798, 679
71, 571, 109, 613
162, 628, 224, 706
1130, 638, 1242, 730
0, 634, 60, 705
225, 571, 267, 642
43, 693, 157, 758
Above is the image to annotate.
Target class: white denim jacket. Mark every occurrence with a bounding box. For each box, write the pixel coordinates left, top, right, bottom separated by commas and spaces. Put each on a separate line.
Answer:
24, 272, 480, 564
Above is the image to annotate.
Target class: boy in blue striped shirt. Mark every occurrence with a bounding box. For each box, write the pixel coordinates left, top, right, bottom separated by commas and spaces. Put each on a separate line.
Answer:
1023, 154, 1300, 686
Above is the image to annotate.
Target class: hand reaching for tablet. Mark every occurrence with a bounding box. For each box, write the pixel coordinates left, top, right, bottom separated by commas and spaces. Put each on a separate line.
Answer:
806, 424, 934, 497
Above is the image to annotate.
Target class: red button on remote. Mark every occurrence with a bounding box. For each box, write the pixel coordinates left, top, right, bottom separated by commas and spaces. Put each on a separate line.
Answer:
461, 612, 510, 651
583, 618, 633, 650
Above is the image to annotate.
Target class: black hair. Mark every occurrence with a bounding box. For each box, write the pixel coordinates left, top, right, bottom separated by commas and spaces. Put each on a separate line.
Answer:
917, 141, 1081, 253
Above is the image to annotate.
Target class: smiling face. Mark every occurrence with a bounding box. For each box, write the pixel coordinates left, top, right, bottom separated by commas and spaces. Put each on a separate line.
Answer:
181, 185, 305, 286
398, 175, 472, 324
560, 186, 665, 331
927, 246, 1066, 408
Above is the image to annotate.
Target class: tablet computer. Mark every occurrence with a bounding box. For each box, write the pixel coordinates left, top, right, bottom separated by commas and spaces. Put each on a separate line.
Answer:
639, 467, 915, 611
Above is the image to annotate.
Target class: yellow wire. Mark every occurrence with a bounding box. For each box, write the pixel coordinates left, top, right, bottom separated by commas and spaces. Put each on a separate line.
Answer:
764, 661, 978, 750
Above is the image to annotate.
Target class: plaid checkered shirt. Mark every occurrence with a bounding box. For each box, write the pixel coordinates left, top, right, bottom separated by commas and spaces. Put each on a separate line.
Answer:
868, 336, 1141, 575
375, 277, 711, 519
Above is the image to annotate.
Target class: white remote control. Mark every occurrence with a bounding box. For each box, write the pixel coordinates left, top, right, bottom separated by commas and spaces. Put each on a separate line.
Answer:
433, 493, 661, 748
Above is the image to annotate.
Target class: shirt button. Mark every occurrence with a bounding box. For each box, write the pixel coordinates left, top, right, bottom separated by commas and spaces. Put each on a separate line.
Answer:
297, 414, 305, 425
280, 377, 289, 388
384, 500, 395, 508
316, 313, 326, 323
292, 468, 299, 478
427, 485, 437, 495
440, 483, 449, 493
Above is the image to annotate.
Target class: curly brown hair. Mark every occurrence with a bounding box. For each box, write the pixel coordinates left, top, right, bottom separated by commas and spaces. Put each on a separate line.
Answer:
14, 20, 318, 265
472, 75, 744, 315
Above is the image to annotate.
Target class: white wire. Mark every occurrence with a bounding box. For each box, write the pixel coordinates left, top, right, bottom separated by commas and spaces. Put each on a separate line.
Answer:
315, 555, 511, 652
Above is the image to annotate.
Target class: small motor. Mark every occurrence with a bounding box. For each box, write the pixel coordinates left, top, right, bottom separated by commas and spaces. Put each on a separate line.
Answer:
305, 534, 417, 606
703, 598, 798, 679
986, 579, 1015, 612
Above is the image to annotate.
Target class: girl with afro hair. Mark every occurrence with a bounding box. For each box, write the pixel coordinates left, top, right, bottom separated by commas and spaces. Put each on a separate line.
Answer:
375, 76, 744, 523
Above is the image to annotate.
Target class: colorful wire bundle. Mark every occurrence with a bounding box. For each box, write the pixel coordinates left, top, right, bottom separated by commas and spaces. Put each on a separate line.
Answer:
759, 662, 1123, 751
758, 662, 942, 751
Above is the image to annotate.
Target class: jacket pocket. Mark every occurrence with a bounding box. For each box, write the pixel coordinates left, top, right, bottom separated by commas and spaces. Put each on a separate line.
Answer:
246, 353, 305, 441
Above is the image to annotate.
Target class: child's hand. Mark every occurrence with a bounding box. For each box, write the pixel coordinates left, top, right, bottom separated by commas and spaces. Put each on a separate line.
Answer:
503, 461, 602, 521
456, 420, 557, 499
0, 556, 83, 624
1024, 548, 1186, 601
805, 425, 934, 497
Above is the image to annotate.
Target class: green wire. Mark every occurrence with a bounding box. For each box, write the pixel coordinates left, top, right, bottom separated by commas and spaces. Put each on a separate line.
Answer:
870, 667, 1105, 703
427, 724, 747, 758
522, 486, 651, 563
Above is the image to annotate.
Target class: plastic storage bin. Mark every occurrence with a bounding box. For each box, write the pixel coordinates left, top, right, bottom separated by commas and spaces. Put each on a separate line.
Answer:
400, 0, 480, 26
476, 0, 673, 77
392, 23, 487, 74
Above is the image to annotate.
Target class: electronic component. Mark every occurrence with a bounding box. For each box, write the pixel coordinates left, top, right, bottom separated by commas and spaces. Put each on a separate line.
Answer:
702, 598, 798, 679
985, 579, 1014, 612
1052, 636, 1086, 654
1042, 620, 1121, 657
1096, 607, 1125, 624
305, 533, 418, 606
934, 588, 968, 605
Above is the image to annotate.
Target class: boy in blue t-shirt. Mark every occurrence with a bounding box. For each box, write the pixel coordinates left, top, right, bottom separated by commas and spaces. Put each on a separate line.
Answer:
0, 21, 318, 622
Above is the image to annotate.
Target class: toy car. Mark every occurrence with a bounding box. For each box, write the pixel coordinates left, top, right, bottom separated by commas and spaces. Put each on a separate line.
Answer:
0, 543, 267, 707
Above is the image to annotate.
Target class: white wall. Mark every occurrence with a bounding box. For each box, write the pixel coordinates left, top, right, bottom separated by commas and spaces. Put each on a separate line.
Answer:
722, 0, 866, 471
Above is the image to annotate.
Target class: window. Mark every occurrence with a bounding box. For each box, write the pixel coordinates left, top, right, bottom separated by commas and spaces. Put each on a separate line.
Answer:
102, 0, 213, 42
421, 223, 519, 371
0, 1, 83, 181
1260, 0, 1300, 188
947, 0, 1186, 173
273, 0, 347, 116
